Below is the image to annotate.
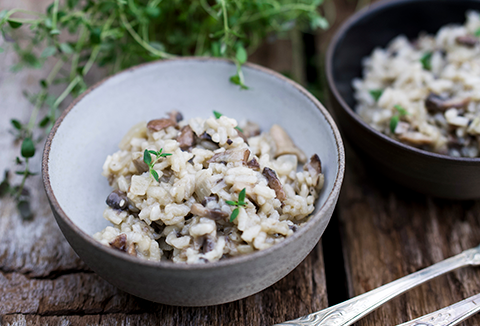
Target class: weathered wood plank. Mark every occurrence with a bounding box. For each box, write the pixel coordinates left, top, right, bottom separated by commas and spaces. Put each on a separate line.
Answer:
337, 145, 480, 326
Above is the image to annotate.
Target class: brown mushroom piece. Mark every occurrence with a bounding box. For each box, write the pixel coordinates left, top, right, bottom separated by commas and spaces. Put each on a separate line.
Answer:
106, 190, 140, 214
147, 118, 177, 132
398, 131, 434, 146
127, 243, 137, 256
168, 110, 183, 123
303, 154, 323, 187
132, 152, 149, 173
425, 93, 471, 112
270, 124, 307, 163
190, 203, 229, 220
236, 129, 249, 144
246, 157, 261, 171
202, 236, 216, 254
109, 234, 127, 252
197, 132, 220, 150
207, 148, 250, 164
262, 167, 286, 202
455, 35, 478, 48
240, 120, 261, 138
177, 125, 195, 151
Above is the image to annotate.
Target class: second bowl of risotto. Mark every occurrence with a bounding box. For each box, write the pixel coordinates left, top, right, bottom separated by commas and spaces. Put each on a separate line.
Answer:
43, 58, 345, 305
327, 0, 480, 199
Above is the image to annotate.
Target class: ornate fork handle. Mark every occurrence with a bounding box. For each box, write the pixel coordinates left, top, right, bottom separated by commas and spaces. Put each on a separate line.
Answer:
274, 245, 480, 326
397, 293, 480, 326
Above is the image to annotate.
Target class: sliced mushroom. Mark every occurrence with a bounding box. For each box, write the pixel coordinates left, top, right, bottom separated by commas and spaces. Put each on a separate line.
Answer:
127, 242, 137, 256
190, 203, 229, 220
201, 195, 219, 206
262, 167, 286, 202
303, 154, 323, 187
246, 157, 261, 171
177, 125, 195, 151
197, 132, 220, 150
394, 121, 410, 135
168, 110, 183, 123
207, 148, 250, 164
398, 132, 434, 146
132, 152, 149, 173
147, 118, 177, 132
106, 190, 140, 214
270, 124, 307, 163
202, 236, 216, 254
425, 93, 471, 112
455, 35, 478, 48
240, 120, 261, 138
236, 129, 249, 144
109, 234, 127, 252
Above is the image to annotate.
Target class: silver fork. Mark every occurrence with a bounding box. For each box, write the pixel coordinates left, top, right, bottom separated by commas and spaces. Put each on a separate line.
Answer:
274, 245, 480, 326
397, 292, 480, 326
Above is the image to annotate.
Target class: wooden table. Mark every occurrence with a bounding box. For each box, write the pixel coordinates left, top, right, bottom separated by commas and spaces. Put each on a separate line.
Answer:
1, 1, 480, 325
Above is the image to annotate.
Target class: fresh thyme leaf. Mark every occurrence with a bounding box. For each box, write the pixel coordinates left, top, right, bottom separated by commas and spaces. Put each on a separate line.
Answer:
160, 153, 172, 157
369, 89, 383, 102
236, 45, 247, 65
225, 200, 237, 206
11, 119, 22, 130
0, 171, 11, 197
148, 150, 157, 155
420, 52, 432, 70
40, 46, 57, 58
213, 111, 223, 119
20, 138, 35, 158
238, 188, 246, 205
390, 115, 399, 134
230, 207, 239, 222
150, 169, 159, 182
7, 20, 22, 29
59, 43, 74, 54
394, 105, 408, 116
38, 116, 50, 128
143, 149, 152, 166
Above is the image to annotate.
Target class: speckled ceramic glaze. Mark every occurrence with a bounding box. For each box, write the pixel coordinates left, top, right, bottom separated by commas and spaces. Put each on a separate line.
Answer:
326, 0, 480, 199
43, 58, 345, 306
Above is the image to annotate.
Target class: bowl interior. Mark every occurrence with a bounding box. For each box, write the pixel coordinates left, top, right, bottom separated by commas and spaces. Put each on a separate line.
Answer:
47, 58, 342, 237
330, 0, 480, 110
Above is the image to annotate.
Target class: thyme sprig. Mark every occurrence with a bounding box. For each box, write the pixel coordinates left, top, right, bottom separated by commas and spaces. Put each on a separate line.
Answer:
226, 188, 247, 222
0, 0, 327, 218
390, 104, 409, 133
143, 148, 171, 183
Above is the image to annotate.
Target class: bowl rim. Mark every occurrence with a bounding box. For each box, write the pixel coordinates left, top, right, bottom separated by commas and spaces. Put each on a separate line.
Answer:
42, 57, 345, 271
326, 0, 480, 163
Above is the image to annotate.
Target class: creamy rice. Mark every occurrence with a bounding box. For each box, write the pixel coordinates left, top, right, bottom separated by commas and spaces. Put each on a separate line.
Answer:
93, 111, 324, 263
353, 11, 480, 157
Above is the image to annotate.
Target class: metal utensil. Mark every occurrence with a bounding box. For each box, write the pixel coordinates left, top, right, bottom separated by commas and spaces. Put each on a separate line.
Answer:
275, 245, 480, 326
397, 292, 480, 326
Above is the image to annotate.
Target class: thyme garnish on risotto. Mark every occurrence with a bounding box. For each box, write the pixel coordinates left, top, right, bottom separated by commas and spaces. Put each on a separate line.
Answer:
389, 105, 409, 133
225, 188, 247, 222
143, 149, 172, 182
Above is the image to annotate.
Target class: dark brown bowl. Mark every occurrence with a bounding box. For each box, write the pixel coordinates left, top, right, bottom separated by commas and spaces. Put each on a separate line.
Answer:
326, 0, 480, 199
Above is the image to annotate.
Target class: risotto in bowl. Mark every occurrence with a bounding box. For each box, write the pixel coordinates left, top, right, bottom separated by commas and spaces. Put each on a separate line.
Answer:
327, 0, 480, 199
43, 58, 344, 305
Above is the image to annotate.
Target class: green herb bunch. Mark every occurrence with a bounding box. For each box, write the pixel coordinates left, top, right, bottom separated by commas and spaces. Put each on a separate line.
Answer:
226, 188, 247, 222
143, 148, 171, 182
0, 0, 327, 219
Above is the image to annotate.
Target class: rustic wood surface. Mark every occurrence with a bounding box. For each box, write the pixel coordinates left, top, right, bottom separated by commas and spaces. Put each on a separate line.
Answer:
2, 0, 480, 325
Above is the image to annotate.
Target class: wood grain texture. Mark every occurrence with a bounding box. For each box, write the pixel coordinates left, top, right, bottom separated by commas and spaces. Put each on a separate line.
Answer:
337, 145, 480, 326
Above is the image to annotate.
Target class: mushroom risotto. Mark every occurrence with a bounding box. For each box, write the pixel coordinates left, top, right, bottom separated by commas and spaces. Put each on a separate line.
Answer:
93, 111, 324, 263
353, 11, 480, 157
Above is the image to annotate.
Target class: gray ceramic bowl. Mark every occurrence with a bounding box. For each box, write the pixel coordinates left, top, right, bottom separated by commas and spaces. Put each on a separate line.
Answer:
42, 58, 345, 306
326, 0, 480, 199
